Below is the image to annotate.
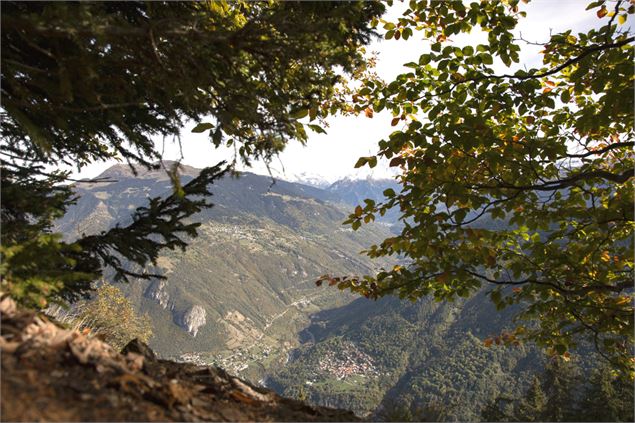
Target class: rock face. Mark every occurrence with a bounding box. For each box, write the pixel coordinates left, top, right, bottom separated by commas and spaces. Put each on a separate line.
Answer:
0, 295, 359, 422
144, 280, 171, 309
180, 305, 206, 337
143, 282, 206, 337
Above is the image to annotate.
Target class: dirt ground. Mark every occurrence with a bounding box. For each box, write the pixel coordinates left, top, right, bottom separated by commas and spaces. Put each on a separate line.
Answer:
0, 295, 358, 422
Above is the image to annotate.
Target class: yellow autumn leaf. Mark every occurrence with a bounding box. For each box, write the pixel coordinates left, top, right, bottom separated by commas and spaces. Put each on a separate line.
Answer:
615, 296, 632, 306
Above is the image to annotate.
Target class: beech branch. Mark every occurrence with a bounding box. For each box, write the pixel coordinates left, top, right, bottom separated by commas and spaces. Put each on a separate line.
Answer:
419, 36, 635, 100
469, 168, 634, 192
565, 142, 634, 159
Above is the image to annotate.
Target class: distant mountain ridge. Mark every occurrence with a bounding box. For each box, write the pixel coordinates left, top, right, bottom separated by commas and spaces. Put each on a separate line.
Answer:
273, 171, 334, 189
263, 165, 399, 192
62, 162, 402, 239
95, 160, 201, 180
327, 177, 399, 204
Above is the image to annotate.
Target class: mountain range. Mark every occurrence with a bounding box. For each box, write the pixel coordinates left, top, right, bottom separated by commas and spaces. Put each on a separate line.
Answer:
57, 162, 398, 382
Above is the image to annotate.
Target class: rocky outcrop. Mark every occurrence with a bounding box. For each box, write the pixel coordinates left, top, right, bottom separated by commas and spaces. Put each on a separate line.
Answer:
0, 295, 359, 422
143, 282, 206, 337
180, 305, 206, 337
144, 279, 171, 310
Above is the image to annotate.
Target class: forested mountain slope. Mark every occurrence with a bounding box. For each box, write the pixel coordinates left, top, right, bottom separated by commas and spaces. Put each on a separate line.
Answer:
267, 293, 546, 420
266, 289, 631, 421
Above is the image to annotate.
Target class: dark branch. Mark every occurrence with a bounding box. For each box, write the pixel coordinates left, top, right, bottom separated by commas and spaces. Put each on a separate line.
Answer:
420, 36, 635, 99
469, 168, 634, 192
565, 142, 634, 159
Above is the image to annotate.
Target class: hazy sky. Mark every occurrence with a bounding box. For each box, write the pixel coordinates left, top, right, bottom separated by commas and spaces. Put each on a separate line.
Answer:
72, 1, 602, 183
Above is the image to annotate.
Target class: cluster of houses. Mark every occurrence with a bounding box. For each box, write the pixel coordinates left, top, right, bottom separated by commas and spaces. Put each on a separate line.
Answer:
316, 342, 380, 381
176, 351, 210, 367
202, 222, 265, 241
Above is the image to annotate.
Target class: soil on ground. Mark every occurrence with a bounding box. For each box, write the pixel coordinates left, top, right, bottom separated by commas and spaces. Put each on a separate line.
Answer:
0, 295, 358, 422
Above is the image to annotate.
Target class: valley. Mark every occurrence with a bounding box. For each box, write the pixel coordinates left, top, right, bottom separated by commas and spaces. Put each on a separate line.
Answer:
55, 163, 629, 421
57, 163, 398, 383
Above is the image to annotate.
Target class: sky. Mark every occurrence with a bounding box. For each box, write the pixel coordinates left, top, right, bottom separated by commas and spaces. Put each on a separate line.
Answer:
70, 1, 602, 183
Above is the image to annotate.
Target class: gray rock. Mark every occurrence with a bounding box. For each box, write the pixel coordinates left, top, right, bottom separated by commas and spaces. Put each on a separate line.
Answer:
181, 305, 206, 337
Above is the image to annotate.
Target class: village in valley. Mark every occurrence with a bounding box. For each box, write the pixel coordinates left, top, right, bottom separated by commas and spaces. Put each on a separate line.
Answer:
177, 339, 381, 387
314, 342, 380, 382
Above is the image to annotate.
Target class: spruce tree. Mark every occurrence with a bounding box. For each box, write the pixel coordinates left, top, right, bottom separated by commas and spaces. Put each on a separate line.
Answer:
0, 1, 384, 307
580, 364, 635, 422
517, 376, 547, 422
542, 359, 579, 421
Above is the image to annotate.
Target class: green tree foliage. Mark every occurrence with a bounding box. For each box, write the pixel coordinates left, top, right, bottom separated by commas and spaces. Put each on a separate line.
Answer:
516, 376, 547, 422
323, 0, 634, 375
482, 359, 634, 422
580, 363, 635, 422
480, 397, 515, 422
0, 1, 384, 307
75, 284, 153, 350
542, 359, 581, 421
1, 165, 97, 307
379, 399, 449, 422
